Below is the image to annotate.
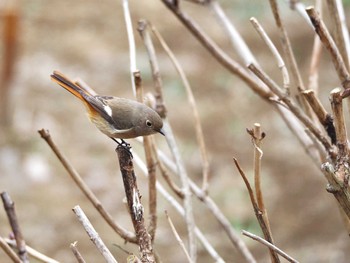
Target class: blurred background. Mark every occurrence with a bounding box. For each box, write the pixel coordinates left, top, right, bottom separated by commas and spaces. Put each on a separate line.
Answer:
1, 0, 350, 262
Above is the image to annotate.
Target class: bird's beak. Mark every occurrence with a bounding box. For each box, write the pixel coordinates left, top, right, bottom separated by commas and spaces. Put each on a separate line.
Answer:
158, 128, 165, 136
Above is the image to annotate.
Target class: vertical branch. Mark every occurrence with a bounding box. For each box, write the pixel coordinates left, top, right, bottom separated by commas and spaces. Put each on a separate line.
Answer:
137, 20, 197, 261
330, 88, 348, 156
268, 0, 305, 92
306, 7, 350, 91
326, 0, 349, 70
233, 158, 280, 263
137, 20, 167, 118
1, 192, 29, 263
70, 241, 87, 263
122, 0, 137, 96
308, 0, 322, 94
134, 71, 158, 241
116, 146, 155, 263
151, 25, 210, 194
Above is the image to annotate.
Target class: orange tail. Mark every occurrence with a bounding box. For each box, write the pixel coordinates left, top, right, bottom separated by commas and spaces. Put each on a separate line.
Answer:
50, 71, 93, 102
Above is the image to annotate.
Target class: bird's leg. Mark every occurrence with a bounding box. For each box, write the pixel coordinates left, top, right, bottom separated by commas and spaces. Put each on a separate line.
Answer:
110, 137, 133, 158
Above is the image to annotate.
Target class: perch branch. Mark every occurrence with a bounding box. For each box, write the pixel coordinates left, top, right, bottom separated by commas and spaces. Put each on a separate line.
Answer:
116, 146, 155, 263
1, 191, 29, 263
38, 129, 136, 243
72, 206, 117, 263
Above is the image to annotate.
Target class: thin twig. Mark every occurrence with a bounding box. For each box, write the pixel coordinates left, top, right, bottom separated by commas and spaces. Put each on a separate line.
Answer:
306, 6, 350, 92
165, 211, 194, 263
116, 145, 155, 263
70, 241, 87, 263
250, 17, 290, 91
151, 25, 210, 194
0, 236, 21, 263
269, 0, 305, 93
137, 20, 167, 118
5, 238, 60, 263
38, 129, 136, 243
122, 0, 137, 96
335, 0, 350, 70
1, 191, 29, 263
326, 0, 349, 70
72, 206, 118, 263
242, 230, 299, 263
209, 0, 257, 65
233, 158, 280, 263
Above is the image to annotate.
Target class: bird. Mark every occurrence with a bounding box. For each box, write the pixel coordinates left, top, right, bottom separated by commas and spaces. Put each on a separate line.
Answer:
50, 71, 164, 148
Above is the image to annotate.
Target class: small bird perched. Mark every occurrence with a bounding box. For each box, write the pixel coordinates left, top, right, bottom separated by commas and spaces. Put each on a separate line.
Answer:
50, 71, 164, 145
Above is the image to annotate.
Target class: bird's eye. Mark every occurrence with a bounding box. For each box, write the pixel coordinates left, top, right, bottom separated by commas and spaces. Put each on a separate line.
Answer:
146, 120, 152, 127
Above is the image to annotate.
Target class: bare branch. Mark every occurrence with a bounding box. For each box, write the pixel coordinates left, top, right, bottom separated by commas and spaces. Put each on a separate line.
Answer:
165, 211, 194, 263
269, 0, 305, 92
116, 145, 155, 262
242, 230, 299, 263
306, 6, 350, 91
72, 206, 118, 263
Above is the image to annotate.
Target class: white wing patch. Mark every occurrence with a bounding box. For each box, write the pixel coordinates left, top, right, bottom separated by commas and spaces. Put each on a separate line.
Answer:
104, 104, 113, 117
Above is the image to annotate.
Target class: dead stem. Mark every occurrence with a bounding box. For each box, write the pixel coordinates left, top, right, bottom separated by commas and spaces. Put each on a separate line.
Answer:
0, 236, 21, 263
